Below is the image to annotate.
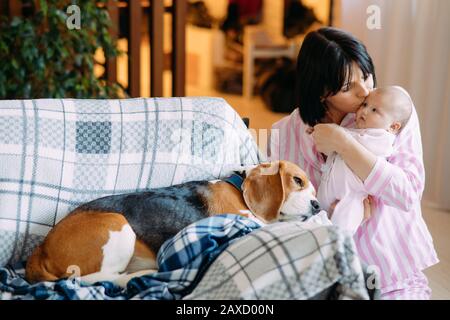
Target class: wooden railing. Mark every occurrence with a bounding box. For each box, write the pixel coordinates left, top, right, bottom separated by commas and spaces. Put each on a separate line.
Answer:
1, 0, 186, 98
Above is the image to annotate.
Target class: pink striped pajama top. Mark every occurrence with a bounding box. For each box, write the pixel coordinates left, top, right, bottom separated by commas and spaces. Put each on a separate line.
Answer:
269, 107, 439, 291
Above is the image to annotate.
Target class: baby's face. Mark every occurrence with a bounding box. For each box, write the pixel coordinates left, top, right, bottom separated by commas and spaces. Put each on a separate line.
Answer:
355, 90, 395, 130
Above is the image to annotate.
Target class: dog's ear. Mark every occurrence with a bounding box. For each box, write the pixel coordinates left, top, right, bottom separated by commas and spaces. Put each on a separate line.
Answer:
242, 162, 286, 223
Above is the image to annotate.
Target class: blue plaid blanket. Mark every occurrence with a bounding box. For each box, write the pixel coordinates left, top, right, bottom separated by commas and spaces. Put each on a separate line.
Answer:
0, 214, 261, 300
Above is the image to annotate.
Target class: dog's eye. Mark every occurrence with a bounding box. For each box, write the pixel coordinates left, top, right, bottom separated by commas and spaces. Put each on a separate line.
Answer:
293, 177, 304, 187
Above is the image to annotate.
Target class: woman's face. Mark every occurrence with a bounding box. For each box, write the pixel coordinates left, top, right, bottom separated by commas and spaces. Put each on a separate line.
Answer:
325, 62, 375, 114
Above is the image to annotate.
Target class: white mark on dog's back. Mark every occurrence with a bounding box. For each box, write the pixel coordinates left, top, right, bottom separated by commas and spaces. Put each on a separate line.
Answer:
209, 180, 221, 184
101, 224, 136, 274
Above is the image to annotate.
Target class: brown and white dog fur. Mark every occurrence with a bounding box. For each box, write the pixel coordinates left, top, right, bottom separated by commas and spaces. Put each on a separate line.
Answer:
25, 160, 320, 288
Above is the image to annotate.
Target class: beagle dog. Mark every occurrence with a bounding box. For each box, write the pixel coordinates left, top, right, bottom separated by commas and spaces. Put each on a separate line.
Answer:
25, 160, 320, 287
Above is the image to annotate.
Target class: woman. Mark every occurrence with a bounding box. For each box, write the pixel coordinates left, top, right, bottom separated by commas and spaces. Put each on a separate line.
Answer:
269, 27, 438, 299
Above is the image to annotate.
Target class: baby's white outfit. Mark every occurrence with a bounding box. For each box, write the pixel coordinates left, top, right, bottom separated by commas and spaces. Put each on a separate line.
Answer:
317, 128, 396, 234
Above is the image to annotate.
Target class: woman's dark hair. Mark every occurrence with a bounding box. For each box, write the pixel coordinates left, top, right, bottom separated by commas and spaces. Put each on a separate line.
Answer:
295, 27, 377, 126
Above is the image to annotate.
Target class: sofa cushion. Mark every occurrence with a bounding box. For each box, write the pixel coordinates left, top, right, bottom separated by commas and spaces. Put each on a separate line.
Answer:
0, 97, 260, 267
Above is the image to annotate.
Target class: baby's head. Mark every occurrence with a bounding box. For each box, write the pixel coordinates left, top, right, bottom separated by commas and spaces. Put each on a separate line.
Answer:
356, 86, 413, 134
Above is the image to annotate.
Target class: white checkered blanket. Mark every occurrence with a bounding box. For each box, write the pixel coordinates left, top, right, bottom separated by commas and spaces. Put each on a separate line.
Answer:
184, 220, 377, 300
0, 97, 260, 266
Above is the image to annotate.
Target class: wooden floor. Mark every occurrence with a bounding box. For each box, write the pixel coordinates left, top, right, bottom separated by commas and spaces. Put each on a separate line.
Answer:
422, 205, 450, 299
186, 88, 450, 300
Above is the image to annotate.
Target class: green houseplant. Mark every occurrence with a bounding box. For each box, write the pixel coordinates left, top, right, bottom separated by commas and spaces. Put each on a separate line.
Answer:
0, 0, 124, 99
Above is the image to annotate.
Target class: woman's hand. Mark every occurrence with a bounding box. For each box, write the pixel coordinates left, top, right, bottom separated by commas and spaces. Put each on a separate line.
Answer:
311, 123, 350, 156
311, 123, 377, 181
327, 199, 340, 219
328, 196, 374, 224
362, 196, 374, 223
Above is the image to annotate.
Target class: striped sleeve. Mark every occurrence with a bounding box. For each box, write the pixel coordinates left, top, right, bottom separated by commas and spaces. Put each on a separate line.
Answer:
269, 110, 297, 162
363, 108, 425, 212
270, 109, 324, 189
363, 157, 394, 196
268, 120, 283, 162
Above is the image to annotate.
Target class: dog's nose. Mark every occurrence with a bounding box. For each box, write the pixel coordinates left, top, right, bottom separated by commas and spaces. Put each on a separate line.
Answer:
311, 200, 321, 214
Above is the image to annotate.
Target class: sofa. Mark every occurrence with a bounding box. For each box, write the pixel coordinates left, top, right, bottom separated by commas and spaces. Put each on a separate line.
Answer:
0, 97, 378, 300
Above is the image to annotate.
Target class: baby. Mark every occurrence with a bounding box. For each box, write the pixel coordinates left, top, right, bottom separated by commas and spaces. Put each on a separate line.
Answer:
317, 86, 413, 234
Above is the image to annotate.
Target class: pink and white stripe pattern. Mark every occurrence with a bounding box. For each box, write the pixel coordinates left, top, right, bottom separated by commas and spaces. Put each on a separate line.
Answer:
379, 271, 432, 300
269, 108, 439, 294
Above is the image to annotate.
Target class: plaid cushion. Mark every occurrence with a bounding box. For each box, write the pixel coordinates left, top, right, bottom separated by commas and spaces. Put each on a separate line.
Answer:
0, 97, 260, 267
184, 221, 372, 300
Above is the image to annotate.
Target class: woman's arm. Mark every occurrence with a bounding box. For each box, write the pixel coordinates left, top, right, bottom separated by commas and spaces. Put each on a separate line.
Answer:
312, 117, 425, 212
337, 132, 377, 180
361, 142, 425, 212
